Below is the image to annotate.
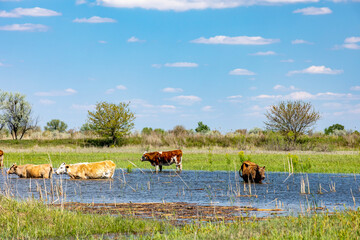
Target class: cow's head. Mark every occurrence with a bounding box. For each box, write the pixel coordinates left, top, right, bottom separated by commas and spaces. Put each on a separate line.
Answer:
55, 162, 69, 175
141, 151, 160, 162
257, 166, 266, 182
7, 163, 17, 175
141, 152, 149, 162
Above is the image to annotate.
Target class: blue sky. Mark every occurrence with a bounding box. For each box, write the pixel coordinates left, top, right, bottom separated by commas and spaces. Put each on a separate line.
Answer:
0, 0, 359, 132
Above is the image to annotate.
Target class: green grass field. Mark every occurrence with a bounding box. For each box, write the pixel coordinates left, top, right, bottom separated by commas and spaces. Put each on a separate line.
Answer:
3, 149, 360, 174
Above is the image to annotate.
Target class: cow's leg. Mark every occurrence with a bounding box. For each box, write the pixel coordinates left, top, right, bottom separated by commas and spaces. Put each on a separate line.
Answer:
159, 165, 163, 172
155, 165, 160, 173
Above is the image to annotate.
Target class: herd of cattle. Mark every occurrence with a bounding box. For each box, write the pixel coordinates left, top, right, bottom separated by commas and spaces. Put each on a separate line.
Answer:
0, 149, 266, 183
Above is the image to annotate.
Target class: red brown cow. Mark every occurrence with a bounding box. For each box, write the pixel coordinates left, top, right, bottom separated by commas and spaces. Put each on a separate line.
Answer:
239, 161, 266, 183
141, 149, 183, 173
0, 150, 4, 168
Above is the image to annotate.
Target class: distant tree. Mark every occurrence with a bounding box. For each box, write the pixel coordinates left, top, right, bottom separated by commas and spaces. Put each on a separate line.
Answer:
80, 123, 95, 133
324, 124, 344, 135
153, 128, 165, 135
141, 127, 153, 135
44, 119, 68, 132
171, 125, 187, 136
87, 101, 135, 144
248, 127, 262, 135
264, 100, 320, 142
0, 91, 38, 140
195, 121, 211, 133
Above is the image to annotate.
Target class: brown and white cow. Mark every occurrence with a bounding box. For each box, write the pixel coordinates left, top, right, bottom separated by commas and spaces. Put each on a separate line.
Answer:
7, 163, 54, 179
239, 161, 266, 183
141, 149, 183, 173
55, 160, 116, 179
0, 150, 4, 168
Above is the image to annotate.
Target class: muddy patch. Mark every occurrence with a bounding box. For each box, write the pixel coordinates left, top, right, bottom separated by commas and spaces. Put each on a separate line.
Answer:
52, 202, 283, 224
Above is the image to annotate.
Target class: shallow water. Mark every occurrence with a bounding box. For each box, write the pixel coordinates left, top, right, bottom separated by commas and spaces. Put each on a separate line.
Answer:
1, 169, 359, 216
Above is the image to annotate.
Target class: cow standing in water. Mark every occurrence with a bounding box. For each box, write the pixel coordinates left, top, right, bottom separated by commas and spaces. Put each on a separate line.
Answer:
239, 161, 266, 183
141, 149, 183, 173
55, 160, 116, 179
7, 163, 54, 179
0, 150, 4, 168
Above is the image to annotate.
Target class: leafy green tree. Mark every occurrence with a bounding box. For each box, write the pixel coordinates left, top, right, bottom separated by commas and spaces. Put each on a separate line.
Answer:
141, 127, 153, 135
264, 100, 320, 142
44, 119, 68, 132
80, 123, 95, 133
324, 124, 345, 135
87, 101, 135, 144
0, 91, 38, 140
195, 121, 210, 133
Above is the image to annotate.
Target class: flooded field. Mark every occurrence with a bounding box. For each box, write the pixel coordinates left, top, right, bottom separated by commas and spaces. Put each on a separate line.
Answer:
1, 169, 359, 221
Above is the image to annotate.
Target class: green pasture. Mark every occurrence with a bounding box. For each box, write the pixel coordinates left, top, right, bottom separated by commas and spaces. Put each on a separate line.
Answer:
3, 151, 360, 174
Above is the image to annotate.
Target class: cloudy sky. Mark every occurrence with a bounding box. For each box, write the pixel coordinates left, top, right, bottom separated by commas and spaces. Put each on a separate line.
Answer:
1, 0, 359, 132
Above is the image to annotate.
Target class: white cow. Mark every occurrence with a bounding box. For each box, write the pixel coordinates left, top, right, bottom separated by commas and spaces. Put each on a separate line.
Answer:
55, 160, 116, 179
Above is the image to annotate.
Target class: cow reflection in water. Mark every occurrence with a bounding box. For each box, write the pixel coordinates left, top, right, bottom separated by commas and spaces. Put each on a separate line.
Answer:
141, 149, 183, 173
239, 161, 266, 183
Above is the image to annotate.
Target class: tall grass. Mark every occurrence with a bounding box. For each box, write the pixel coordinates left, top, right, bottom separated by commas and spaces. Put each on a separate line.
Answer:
1, 195, 359, 239
0, 196, 167, 239
1, 130, 360, 151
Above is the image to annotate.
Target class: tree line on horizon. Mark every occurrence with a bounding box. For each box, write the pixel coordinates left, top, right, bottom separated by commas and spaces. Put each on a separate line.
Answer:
0, 89, 357, 142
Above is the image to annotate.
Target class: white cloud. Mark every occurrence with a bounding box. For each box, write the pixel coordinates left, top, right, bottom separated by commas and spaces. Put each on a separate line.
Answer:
98, 40, 107, 44
162, 87, 183, 93
273, 85, 298, 91
250, 86, 257, 90
116, 85, 127, 90
76, 0, 87, 4
39, 99, 56, 105
293, 7, 332, 15
164, 62, 198, 68
106, 85, 127, 94
151, 64, 162, 68
226, 95, 242, 103
0, 23, 48, 32
227, 95, 242, 99
0, 7, 61, 18
337, 37, 360, 50
191, 35, 279, 45
73, 16, 117, 23
105, 89, 115, 94
351, 86, 360, 91
160, 105, 177, 112
229, 68, 255, 76
281, 59, 295, 63
253, 91, 359, 101
291, 39, 313, 44
97, 0, 319, 11
171, 95, 202, 105
127, 36, 145, 42
202, 106, 214, 112
250, 51, 276, 56
71, 104, 96, 111
35, 88, 77, 97
287, 65, 343, 75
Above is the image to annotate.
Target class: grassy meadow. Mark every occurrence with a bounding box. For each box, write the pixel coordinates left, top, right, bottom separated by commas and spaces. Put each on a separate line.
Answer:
2, 147, 360, 174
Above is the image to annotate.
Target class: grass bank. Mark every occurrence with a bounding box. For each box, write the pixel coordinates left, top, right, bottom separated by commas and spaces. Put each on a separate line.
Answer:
2, 150, 360, 174
1, 196, 359, 239
0, 196, 166, 239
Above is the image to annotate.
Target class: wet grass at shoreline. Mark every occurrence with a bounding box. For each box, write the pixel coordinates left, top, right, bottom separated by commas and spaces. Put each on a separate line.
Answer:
1, 196, 360, 239
2, 151, 360, 174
